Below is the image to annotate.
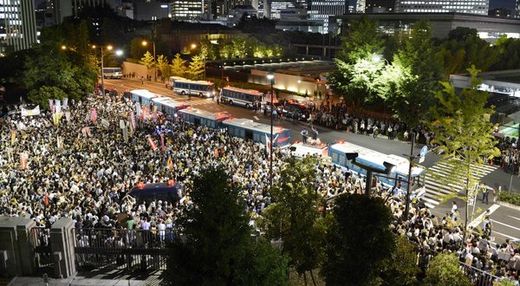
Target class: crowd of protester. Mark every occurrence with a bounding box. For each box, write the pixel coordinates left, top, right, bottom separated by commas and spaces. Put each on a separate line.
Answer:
0, 94, 518, 284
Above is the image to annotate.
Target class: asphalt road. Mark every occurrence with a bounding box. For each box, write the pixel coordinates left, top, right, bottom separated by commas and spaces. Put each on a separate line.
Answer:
105, 78, 520, 193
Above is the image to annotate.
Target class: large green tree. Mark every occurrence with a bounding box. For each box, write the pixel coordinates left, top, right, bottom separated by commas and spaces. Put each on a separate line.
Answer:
379, 236, 419, 286
139, 51, 155, 77
165, 168, 288, 286
330, 17, 386, 107
424, 253, 472, 286
156, 54, 170, 82
261, 156, 325, 284
429, 66, 500, 234
322, 194, 394, 286
387, 20, 444, 129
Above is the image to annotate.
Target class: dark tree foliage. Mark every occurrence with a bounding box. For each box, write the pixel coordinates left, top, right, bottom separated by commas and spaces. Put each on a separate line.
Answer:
165, 168, 288, 286
322, 194, 395, 286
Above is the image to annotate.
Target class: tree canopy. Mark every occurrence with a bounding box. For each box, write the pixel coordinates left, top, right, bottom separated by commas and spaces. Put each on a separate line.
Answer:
424, 253, 472, 286
165, 167, 288, 286
322, 194, 394, 286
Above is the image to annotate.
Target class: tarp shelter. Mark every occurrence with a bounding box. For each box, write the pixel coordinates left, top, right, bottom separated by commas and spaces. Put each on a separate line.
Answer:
129, 183, 181, 202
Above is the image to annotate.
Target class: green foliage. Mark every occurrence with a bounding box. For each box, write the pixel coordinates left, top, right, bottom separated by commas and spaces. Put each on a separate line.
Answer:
197, 36, 282, 60
170, 53, 187, 77
336, 16, 384, 63
498, 191, 520, 206
156, 54, 170, 82
261, 156, 325, 276
424, 253, 472, 286
494, 279, 517, 286
492, 37, 520, 70
379, 236, 419, 286
23, 46, 95, 107
322, 194, 395, 286
188, 54, 205, 80
28, 86, 67, 108
139, 51, 155, 71
429, 66, 500, 225
165, 168, 288, 286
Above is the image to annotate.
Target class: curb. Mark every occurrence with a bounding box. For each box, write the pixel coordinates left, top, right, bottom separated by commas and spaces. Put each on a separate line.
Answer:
497, 201, 520, 211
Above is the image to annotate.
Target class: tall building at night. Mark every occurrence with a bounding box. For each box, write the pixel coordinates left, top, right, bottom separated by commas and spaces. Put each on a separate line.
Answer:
308, 0, 346, 33
0, 0, 38, 53
395, 0, 489, 15
517, 0, 520, 18
170, 0, 205, 19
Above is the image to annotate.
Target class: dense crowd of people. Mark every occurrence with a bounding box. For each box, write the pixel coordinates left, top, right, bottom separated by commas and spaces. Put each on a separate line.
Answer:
0, 94, 518, 284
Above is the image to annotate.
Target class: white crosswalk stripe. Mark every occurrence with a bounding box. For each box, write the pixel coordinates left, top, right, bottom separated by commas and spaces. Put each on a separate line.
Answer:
422, 162, 498, 209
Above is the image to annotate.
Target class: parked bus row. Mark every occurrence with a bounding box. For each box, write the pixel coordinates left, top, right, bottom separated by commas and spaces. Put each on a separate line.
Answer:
129, 89, 291, 147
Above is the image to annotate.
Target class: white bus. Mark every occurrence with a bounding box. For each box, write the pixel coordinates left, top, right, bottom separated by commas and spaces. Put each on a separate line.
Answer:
173, 79, 215, 98
102, 67, 123, 79
167, 76, 185, 89
220, 86, 263, 109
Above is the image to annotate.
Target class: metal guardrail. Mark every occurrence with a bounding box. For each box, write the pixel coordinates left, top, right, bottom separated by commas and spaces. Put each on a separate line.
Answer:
459, 263, 502, 286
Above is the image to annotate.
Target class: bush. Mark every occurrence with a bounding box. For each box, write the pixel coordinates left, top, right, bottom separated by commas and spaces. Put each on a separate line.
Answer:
498, 191, 520, 206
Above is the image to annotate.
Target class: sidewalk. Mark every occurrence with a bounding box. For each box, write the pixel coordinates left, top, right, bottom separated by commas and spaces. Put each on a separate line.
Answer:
8, 276, 159, 286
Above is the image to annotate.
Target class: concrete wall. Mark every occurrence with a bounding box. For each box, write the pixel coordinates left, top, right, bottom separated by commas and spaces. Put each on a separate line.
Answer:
121, 61, 153, 80
0, 216, 36, 277
249, 69, 326, 96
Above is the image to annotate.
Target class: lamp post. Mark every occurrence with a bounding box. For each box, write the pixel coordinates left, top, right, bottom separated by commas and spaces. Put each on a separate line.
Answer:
345, 152, 395, 195
93, 44, 123, 97
142, 40, 156, 81
267, 73, 275, 190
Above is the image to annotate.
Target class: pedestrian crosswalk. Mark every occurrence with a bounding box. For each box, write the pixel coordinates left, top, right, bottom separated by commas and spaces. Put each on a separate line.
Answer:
422, 161, 498, 209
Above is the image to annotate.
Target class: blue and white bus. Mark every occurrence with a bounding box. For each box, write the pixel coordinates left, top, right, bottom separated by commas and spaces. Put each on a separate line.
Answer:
102, 67, 123, 79
130, 89, 157, 106
222, 118, 291, 147
220, 86, 264, 109
328, 142, 425, 193
151, 97, 189, 117
174, 79, 215, 98
167, 76, 185, 89
178, 108, 231, 129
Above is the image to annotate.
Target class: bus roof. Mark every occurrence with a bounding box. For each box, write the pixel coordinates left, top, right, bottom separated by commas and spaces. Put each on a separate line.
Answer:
223, 118, 288, 134
330, 142, 425, 177
131, 89, 158, 100
179, 107, 231, 121
222, 86, 264, 96
174, 78, 214, 86
155, 97, 189, 109
291, 142, 328, 158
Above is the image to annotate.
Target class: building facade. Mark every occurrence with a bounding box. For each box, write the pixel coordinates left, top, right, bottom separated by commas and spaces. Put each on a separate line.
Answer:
308, 0, 346, 33
395, 0, 489, 15
0, 0, 38, 53
365, 0, 395, 12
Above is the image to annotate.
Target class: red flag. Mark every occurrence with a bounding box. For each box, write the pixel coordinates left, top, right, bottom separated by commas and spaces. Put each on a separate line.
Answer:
90, 108, 97, 123
147, 135, 158, 151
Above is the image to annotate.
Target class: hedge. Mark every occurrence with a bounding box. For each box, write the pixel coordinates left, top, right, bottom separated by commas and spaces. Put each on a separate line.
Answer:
498, 191, 520, 206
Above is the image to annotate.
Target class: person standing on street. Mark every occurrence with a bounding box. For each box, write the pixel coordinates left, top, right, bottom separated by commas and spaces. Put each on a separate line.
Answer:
481, 184, 489, 204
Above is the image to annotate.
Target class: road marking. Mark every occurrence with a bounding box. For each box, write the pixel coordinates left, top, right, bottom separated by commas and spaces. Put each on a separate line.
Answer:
492, 230, 520, 241
469, 204, 500, 228
507, 215, 520, 222
254, 116, 259, 121
491, 219, 520, 232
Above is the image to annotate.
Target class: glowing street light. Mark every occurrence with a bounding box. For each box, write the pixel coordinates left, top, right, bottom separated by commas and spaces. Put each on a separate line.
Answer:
61, 45, 67, 50
94, 44, 123, 96
266, 73, 275, 191
190, 43, 197, 50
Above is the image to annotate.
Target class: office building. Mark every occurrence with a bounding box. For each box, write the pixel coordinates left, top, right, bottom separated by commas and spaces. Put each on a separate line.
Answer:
0, 0, 38, 53
489, 8, 513, 18
516, 0, 520, 18
170, 0, 204, 19
395, 0, 489, 15
331, 13, 520, 41
356, 0, 365, 12
308, 0, 345, 33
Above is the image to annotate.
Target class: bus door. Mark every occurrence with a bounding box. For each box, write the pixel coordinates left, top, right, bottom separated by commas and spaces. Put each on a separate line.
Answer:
245, 129, 254, 141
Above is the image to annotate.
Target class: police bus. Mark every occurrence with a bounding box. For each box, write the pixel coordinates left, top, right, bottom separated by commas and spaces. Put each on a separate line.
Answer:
173, 79, 215, 98
102, 67, 123, 79
220, 86, 264, 109
222, 118, 291, 147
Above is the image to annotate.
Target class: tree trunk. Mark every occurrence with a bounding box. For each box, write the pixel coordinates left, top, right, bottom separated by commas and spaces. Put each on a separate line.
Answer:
303, 272, 308, 286
310, 270, 318, 286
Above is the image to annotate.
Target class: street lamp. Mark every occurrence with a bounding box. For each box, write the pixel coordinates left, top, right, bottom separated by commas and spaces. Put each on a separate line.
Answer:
345, 153, 395, 195
142, 40, 156, 81
267, 73, 275, 191
94, 44, 124, 97
190, 43, 197, 50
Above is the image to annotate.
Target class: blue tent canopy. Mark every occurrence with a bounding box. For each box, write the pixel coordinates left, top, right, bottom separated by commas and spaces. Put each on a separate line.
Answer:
129, 183, 180, 202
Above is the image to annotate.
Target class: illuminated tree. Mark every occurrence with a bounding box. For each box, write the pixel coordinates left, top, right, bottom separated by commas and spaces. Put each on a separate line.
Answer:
188, 54, 205, 80
170, 53, 186, 77
156, 54, 170, 82
139, 51, 155, 77
429, 66, 500, 235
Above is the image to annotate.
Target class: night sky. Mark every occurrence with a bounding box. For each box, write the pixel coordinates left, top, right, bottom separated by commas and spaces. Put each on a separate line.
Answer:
491, 0, 516, 10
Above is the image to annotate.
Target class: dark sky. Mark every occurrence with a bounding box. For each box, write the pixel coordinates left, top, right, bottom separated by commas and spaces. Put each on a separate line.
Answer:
490, 0, 516, 9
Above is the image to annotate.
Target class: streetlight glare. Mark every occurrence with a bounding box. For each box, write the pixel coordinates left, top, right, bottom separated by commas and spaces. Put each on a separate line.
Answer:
115, 50, 124, 56
142, 40, 148, 47
91, 45, 96, 49
371, 54, 382, 62
61, 45, 67, 50
266, 74, 274, 81
106, 45, 113, 51
190, 43, 197, 50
